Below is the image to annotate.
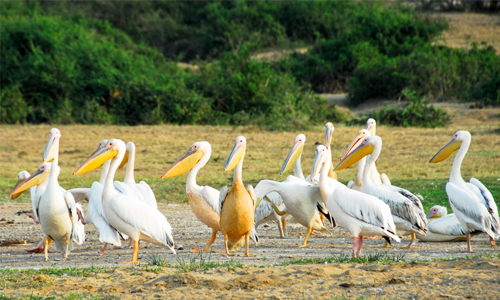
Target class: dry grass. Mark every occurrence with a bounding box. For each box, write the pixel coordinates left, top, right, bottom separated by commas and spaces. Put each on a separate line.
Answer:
433, 12, 500, 53
1, 105, 499, 206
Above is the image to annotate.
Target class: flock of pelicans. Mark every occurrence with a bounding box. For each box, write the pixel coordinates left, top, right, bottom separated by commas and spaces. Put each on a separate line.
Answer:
8, 119, 499, 263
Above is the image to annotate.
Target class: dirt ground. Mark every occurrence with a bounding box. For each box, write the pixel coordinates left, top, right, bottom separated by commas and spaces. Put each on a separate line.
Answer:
2, 201, 500, 299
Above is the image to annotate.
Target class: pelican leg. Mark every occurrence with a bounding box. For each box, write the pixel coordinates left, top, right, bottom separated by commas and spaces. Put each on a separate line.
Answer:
100, 243, 108, 256
118, 240, 140, 264
467, 233, 473, 253
404, 233, 416, 249
383, 240, 393, 249
299, 227, 313, 247
277, 219, 285, 238
352, 237, 358, 258
25, 239, 45, 253
44, 236, 53, 261
320, 214, 325, 225
240, 233, 254, 257
223, 234, 232, 256
282, 218, 287, 237
203, 230, 218, 252
490, 236, 497, 249
63, 236, 70, 260
358, 236, 363, 257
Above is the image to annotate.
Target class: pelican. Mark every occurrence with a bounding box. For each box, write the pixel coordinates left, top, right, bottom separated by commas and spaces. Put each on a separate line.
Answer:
335, 135, 427, 248
161, 141, 259, 251
119, 142, 157, 209
365, 118, 391, 185
254, 193, 287, 238
14, 128, 85, 260
218, 136, 256, 256
415, 205, 480, 242
311, 145, 399, 256
10, 163, 86, 254
74, 139, 176, 263
430, 131, 499, 252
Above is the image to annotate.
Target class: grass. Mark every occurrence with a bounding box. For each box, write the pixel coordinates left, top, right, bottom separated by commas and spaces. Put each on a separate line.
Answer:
1, 106, 499, 210
280, 252, 407, 267
146, 252, 245, 273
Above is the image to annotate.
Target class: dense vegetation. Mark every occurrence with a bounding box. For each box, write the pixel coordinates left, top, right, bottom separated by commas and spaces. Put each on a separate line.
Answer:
1, 1, 498, 128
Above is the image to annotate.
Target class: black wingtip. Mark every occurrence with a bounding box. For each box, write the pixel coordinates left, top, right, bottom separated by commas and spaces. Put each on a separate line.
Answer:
382, 236, 391, 245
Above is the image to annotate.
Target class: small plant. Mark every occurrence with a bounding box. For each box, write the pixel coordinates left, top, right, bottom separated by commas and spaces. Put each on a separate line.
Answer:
148, 254, 169, 267
372, 89, 451, 128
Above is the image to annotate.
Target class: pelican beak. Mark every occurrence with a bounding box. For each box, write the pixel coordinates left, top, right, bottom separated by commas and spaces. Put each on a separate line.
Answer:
340, 132, 366, 161
429, 136, 462, 163
325, 126, 334, 150
281, 140, 305, 175
334, 142, 374, 171
224, 143, 244, 172
426, 211, 440, 219
73, 143, 118, 175
118, 150, 129, 170
254, 197, 262, 209
366, 124, 375, 136
42, 133, 59, 163
310, 151, 324, 183
9, 168, 49, 199
161, 148, 204, 179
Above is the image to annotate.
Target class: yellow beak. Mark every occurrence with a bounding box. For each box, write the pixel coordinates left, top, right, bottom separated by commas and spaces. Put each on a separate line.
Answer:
309, 151, 324, 183
281, 140, 304, 175
224, 143, 244, 172
254, 197, 262, 209
340, 132, 366, 161
161, 148, 204, 178
429, 137, 462, 163
118, 150, 130, 170
9, 169, 49, 199
73, 144, 118, 175
334, 143, 374, 171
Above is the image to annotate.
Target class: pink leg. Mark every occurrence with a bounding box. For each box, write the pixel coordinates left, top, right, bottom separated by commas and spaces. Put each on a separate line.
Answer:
358, 236, 363, 256
467, 233, 472, 253
25, 239, 45, 253
490, 236, 497, 249
352, 237, 359, 258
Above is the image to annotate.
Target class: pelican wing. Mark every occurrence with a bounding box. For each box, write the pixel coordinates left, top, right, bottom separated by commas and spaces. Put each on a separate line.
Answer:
85, 182, 124, 246
254, 192, 283, 225
217, 186, 229, 216
110, 195, 175, 251
67, 188, 90, 203
447, 182, 498, 238
334, 189, 393, 231
469, 178, 498, 214
367, 185, 427, 233
64, 191, 85, 245
136, 181, 158, 209
427, 214, 466, 236
201, 185, 222, 216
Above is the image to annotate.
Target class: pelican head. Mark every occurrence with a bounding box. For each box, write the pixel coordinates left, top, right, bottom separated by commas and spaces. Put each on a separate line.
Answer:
340, 129, 371, 161
429, 131, 470, 163
73, 139, 124, 175
366, 118, 376, 136
10, 171, 31, 200
310, 145, 329, 183
161, 141, 210, 178
325, 122, 334, 150
224, 136, 246, 172
334, 135, 379, 171
9, 163, 51, 199
43, 128, 61, 162
426, 205, 448, 219
281, 134, 306, 175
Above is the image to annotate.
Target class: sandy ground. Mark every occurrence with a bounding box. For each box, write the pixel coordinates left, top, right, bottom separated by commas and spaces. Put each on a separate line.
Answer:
2, 202, 500, 299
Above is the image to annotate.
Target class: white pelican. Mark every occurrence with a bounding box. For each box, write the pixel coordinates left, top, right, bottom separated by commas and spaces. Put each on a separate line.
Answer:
253, 178, 335, 247
119, 142, 157, 209
415, 205, 481, 242
365, 118, 391, 185
254, 193, 287, 238
218, 136, 256, 256
10, 163, 86, 254
161, 141, 258, 252
430, 130, 499, 252
311, 145, 399, 256
335, 135, 427, 248
26, 128, 85, 260
74, 139, 176, 263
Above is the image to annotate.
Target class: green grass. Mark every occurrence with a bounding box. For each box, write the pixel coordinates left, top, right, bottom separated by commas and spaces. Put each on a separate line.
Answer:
280, 252, 406, 267
146, 252, 245, 273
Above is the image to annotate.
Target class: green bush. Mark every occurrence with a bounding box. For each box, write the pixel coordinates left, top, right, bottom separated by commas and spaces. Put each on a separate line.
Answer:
0, 85, 29, 124
372, 90, 451, 127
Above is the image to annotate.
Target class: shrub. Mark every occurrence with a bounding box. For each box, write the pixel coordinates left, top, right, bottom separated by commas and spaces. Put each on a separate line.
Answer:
372, 89, 451, 127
